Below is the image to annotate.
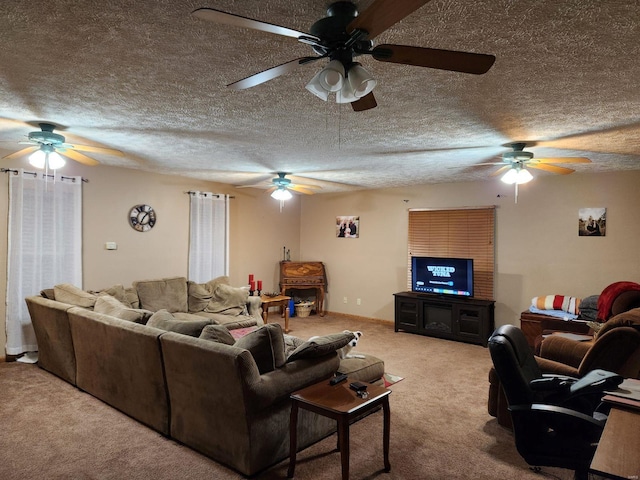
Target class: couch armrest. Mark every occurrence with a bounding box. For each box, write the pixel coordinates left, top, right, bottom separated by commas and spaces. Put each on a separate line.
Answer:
247, 296, 263, 322
243, 355, 340, 412
538, 335, 592, 368
535, 355, 580, 377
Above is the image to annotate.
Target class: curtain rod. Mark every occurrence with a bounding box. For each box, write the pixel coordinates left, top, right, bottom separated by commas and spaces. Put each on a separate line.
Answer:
1, 168, 89, 183
185, 190, 235, 199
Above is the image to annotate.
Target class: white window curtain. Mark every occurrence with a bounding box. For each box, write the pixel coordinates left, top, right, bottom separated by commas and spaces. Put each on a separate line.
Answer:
188, 192, 229, 283
6, 170, 83, 355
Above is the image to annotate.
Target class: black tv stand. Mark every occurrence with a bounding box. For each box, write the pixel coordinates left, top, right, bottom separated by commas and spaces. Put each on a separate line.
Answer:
394, 291, 495, 347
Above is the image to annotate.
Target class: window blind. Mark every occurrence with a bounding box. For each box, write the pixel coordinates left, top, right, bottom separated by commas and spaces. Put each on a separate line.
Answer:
408, 207, 495, 300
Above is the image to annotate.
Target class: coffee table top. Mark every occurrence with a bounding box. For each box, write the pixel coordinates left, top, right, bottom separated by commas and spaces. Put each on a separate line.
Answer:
291, 377, 390, 415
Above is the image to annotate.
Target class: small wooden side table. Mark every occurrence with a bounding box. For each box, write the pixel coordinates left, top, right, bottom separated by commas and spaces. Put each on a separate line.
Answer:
288, 377, 391, 480
260, 294, 291, 333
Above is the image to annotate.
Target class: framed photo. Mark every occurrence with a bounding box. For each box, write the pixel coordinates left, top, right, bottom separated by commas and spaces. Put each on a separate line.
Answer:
578, 208, 606, 236
336, 216, 359, 238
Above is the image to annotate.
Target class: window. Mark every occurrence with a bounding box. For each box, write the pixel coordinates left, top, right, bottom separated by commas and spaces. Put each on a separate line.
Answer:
408, 207, 495, 300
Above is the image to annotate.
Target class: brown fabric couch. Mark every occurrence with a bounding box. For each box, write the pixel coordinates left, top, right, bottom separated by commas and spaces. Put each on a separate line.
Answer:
25, 277, 386, 476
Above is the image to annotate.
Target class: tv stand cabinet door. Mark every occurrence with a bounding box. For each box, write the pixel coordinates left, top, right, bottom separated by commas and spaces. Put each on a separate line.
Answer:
394, 295, 420, 333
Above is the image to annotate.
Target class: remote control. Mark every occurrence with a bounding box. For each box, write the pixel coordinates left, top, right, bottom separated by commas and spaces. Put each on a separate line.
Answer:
330, 373, 348, 385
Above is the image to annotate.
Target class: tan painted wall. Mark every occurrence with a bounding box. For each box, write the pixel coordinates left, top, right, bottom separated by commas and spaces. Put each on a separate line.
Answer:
0, 159, 300, 359
299, 170, 640, 328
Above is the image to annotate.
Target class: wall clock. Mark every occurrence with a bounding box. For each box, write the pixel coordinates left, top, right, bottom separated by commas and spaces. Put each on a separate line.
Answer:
129, 204, 156, 232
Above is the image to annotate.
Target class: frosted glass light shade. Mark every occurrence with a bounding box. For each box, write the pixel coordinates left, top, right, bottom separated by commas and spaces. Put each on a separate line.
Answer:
501, 167, 533, 184
29, 149, 66, 170
271, 188, 292, 200
347, 63, 376, 98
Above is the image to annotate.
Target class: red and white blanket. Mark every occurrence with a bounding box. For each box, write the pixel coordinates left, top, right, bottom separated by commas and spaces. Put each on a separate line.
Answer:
531, 295, 581, 315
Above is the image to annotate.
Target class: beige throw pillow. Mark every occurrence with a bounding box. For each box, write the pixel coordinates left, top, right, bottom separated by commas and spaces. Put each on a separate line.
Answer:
147, 309, 211, 336
199, 324, 236, 345
205, 283, 249, 316
188, 276, 230, 313
53, 284, 97, 308
235, 324, 285, 374
94, 295, 151, 324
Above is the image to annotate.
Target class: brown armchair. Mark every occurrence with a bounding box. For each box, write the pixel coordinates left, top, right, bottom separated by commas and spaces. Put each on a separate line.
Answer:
537, 308, 640, 380
489, 308, 640, 428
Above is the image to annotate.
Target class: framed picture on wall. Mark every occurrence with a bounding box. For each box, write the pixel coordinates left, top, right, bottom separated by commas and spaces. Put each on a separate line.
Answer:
336, 216, 359, 238
578, 208, 606, 236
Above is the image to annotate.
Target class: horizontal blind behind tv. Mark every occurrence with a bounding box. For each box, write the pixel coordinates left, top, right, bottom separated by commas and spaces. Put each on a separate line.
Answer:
408, 207, 495, 300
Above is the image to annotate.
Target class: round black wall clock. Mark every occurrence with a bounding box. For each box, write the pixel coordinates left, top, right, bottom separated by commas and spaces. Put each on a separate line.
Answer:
129, 204, 156, 232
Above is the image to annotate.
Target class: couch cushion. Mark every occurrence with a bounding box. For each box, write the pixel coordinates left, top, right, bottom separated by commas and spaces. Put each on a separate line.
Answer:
234, 323, 285, 373
188, 276, 230, 313
338, 354, 385, 383
94, 295, 152, 324
96, 284, 132, 307
205, 283, 249, 316
199, 324, 236, 345
147, 309, 211, 336
286, 332, 354, 363
53, 283, 97, 308
134, 277, 188, 313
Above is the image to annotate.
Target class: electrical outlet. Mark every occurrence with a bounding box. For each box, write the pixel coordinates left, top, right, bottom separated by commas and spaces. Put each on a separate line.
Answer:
356, 298, 361, 305
343, 297, 348, 304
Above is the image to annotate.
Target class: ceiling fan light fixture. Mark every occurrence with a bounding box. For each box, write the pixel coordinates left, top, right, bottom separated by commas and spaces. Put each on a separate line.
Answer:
347, 63, 376, 98
501, 167, 532, 185
271, 187, 292, 201
28, 146, 66, 170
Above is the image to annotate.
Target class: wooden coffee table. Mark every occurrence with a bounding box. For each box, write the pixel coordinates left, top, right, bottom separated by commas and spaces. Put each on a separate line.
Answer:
288, 377, 391, 479
260, 294, 291, 333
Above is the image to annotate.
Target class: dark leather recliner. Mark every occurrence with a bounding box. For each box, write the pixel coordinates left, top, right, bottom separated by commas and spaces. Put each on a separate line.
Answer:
488, 325, 618, 480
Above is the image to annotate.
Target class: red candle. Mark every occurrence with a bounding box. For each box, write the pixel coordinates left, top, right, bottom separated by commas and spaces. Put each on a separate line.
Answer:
248, 274, 254, 284
250, 281, 255, 291
257, 280, 262, 291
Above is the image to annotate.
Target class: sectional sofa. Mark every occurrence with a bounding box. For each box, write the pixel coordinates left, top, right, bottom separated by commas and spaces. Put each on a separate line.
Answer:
25, 276, 385, 476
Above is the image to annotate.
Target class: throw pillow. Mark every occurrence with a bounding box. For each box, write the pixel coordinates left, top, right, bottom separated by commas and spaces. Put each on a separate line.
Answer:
199, 324, 236, 345
235, 323, 285, 374
53, 283, 97, 308
134, 277, 188, 313
96, 284, 132, 307
205, 283, 249, 316
188, 276, 230, 312
94, 295, 152, 324
286, 332, 355, 363
147, 309, 211, 337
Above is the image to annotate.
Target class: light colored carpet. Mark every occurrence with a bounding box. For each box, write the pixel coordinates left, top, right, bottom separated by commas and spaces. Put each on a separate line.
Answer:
0, 313, 578, 479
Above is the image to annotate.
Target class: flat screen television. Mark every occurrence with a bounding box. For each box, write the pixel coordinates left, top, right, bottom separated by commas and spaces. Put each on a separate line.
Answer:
411, 256, 474, 297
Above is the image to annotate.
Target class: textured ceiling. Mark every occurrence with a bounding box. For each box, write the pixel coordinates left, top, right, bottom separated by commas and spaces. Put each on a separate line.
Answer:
1, 0, 639, 193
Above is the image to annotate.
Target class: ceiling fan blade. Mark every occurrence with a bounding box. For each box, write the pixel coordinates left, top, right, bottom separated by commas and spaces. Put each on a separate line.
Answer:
192, 8, 320, 43
2, 146, 38, 160
228, 57, 319, 90
351, 92, 377, 112
65, 143, 124, 157
490, 165, 512, 177
347, 0, 432, 40
59, 149, 100, 166
265, 186, 278, 194
372, 44, 495, 74
534, 157, 592, 164
289, 185, 317, 195
528, 163, 575, 175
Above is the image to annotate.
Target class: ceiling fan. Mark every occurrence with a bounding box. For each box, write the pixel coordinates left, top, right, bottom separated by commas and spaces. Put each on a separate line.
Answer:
484, 142, 592, 183
260, 172, 322, 200
192, 0, 496, 111
2, 122, 124, 169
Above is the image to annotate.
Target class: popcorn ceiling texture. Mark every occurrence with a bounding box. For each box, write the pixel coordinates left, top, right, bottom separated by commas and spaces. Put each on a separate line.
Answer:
0, 0, 638, 192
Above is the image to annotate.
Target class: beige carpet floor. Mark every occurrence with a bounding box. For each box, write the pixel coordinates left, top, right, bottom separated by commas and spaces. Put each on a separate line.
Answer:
0, 313, 579, 480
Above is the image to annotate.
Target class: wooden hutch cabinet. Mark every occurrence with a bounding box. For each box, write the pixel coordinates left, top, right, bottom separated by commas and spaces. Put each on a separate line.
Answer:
394, 292, 495, 347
